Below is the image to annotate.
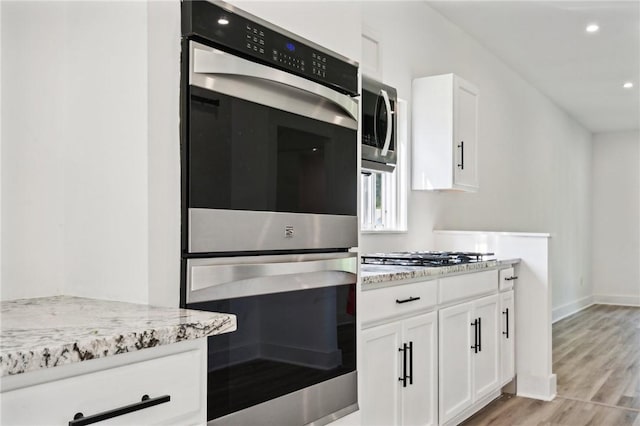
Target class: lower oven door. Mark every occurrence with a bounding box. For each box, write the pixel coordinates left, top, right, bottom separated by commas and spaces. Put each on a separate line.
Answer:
185, 252, 358, 425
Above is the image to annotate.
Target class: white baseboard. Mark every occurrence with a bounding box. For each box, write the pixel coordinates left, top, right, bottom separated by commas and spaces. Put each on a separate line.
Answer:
552, 296, 594, 323
593, 294, 640, 306
516, 373, 557, 401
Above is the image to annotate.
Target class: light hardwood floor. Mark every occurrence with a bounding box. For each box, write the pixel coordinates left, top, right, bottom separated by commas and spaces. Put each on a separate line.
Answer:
463, 304, 640, 425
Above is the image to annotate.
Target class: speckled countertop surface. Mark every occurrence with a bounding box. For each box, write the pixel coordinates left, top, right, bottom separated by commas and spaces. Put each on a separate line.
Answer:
361, 259, 520, 289
0, 296, 237, 377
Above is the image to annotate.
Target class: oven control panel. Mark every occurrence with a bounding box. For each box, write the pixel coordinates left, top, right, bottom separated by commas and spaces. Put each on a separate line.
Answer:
183, 0, 358, 96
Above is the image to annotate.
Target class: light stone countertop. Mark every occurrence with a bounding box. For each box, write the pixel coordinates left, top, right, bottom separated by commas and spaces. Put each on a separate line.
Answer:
361, 259, 520, 289
0, 295, 237, 377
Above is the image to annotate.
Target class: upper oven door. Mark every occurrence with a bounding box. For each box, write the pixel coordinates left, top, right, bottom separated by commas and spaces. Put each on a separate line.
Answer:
186, 41, 358, 254
361, 76, 397, 172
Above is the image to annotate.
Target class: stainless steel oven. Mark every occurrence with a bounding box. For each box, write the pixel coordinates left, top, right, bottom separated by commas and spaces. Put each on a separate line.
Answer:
185, 252, 357, 425
181, 1, 360, 425
182, 1, 359, 256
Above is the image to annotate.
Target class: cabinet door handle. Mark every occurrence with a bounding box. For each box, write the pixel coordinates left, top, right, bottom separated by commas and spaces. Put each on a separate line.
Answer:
504, 276, 518, 281
457, 141, 464, 170
398, 343, 408, 387
408, 341, 414, 385
478, 317, 482, 352
470, 319, 478, 353
502, 308, 510, 339
396, 296, 421, 304
69, 394, 170, 426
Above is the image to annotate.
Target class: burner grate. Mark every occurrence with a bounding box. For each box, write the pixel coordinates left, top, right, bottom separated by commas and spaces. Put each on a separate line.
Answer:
361, 251, 494, 267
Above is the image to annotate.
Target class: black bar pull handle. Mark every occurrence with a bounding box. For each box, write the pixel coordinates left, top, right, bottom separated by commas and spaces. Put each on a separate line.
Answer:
69, 394, 170, 426
396, 296, 421, 304
457, 141, 465, 170
504, 276, 518, 281
470, 319, 478, 353
408, 341, 414, 385
398, 343, 408, 387
478, 317, 482, 352
503, 308, 510, 339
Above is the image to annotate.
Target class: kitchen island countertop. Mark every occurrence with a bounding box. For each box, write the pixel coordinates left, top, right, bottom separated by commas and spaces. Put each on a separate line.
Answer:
361, 258, 520, 289
0, 295, 236, 377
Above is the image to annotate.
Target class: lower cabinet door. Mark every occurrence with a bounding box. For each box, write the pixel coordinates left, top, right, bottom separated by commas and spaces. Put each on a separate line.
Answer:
401, 312, 438, 426
362, 322, 403, 426
472, 294, 500, 401
499, 290, 515, 385
439, 301, 474, 424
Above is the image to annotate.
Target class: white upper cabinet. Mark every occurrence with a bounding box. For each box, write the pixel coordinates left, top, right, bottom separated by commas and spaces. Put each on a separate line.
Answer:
412, 74, 479, 191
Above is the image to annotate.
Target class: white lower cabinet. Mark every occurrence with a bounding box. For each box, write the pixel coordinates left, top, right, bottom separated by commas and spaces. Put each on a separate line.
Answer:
362, 311, 438, 426
438, 294, 499, 424
499, 290, 515, 385
1, 339, 207, 425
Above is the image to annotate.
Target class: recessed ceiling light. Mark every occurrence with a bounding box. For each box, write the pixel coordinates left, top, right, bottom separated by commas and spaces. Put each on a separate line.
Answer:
623, 82, 634, 89
585, 23, 599, 33
218, 17, 229, 25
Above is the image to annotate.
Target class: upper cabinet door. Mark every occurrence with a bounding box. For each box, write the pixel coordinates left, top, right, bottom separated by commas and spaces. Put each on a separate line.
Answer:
412, 73, 479, 192
453, 77, 479, 190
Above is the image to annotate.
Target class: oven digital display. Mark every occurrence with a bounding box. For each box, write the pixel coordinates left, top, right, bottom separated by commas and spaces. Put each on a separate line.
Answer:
285, 41, 296, 52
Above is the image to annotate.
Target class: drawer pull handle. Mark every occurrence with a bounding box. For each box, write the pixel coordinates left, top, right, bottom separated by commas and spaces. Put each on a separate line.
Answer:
396, 296, 421, 304
69, 394, 170, 426
504, 276, 518, 281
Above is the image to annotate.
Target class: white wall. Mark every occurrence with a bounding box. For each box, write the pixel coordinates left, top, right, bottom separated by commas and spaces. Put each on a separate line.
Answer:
2, 1, 150, 303
591, 131, 640, 305
1, 1, 595, 310
358, 2, 593, 314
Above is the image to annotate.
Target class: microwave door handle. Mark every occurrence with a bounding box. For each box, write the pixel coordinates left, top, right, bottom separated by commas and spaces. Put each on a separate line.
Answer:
380, 89, 393, 156
191, 41, 358, 121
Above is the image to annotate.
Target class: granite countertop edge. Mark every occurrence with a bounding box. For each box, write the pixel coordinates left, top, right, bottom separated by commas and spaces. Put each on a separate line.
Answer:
0, 296, 237, 377
361, 258, 521, 288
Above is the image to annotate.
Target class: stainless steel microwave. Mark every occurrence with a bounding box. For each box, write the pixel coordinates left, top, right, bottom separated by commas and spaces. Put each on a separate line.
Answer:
361, 76, 397, 172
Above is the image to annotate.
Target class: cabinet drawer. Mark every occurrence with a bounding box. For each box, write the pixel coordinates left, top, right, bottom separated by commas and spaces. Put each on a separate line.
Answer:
499, 267, 517, 291
361, 281, 438, 325
2, 348, 205, 425
439, 270, 498, 305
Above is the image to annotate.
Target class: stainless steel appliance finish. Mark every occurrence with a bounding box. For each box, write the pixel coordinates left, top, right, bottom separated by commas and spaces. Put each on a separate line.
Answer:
188, 209, 358, 254
212, 372, 357, 426
190, 41, 359, 128
186, 252, 357, 304
186, 253, 357, 425
185, 40, 358, 255
182, 3, 359, 424
361, 76, 398, 172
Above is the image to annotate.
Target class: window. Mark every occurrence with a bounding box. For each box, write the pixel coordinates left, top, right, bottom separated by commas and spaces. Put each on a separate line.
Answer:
360, 99, 408, 232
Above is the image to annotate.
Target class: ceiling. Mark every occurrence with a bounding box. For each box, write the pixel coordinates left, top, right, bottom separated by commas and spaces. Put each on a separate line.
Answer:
427, 1, 640, 133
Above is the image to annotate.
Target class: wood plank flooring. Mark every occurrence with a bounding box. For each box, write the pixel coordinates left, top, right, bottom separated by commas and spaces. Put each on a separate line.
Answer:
463, 304, 640, 425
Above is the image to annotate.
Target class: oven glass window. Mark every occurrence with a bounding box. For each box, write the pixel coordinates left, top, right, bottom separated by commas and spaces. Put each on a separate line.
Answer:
188, 87, 357, 216
188, 284, 357, 421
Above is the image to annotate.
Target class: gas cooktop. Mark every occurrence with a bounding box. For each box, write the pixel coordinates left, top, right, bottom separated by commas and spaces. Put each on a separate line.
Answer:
361, 251, 495, 267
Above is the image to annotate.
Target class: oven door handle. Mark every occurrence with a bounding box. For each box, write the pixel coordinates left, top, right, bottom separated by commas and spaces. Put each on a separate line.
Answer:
190, 41, 358, 124
379, 89, 393, 156
187, 254, 358, 303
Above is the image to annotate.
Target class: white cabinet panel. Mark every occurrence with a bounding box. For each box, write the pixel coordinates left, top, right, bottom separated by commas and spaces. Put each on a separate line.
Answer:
500, 290, 516, 385
361, 322, 403, 426
499, 267, 517, 291
402, 312, 438, 426
472, 294, 500, 400
2, 346, 205, 425
412, 74, 479, 192
438, 301, 474, 424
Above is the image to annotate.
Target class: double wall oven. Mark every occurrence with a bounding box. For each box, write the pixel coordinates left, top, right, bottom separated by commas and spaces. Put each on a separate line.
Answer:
180, 1, 359, 425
